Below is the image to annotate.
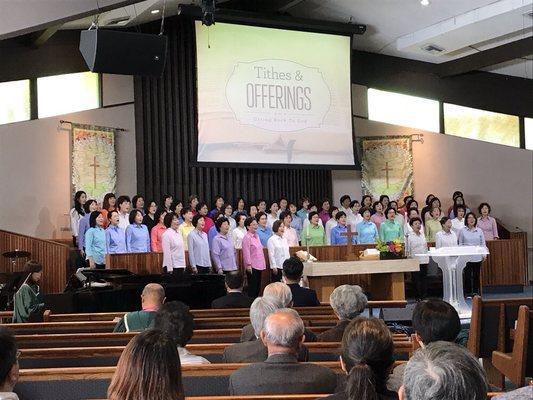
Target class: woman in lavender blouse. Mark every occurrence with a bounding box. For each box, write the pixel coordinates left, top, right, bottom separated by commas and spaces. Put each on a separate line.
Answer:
477, 202, 499, 241
458, 212, 486, 297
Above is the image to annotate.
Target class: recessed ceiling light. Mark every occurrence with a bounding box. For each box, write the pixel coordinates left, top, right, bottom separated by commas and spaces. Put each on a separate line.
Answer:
151, 9, 160, 14
420, 0, 430, 5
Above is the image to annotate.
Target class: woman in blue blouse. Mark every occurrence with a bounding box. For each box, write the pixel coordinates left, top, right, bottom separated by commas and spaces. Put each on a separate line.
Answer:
330, 211, 357, 245
356, 208, 379, 244
85, 211, 107, 269
126, 210, 151, 253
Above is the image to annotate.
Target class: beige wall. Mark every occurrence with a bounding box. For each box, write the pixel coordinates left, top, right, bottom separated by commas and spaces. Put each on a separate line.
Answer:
0, 75, 136, 239
333, 85, 533, 278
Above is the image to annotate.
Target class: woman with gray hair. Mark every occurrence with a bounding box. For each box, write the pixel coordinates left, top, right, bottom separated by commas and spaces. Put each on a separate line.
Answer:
317, 285, 368, 342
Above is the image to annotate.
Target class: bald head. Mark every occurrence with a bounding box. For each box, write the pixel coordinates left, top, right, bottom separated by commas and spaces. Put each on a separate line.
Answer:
261, 308, 305, 354
263, 282, 292, 308
141, 283, 165, 309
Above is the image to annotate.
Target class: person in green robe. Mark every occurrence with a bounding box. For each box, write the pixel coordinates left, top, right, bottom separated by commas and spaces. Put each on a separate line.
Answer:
380, 207, 404, 242
113, 283, 165, 332
13, 261, 45, 323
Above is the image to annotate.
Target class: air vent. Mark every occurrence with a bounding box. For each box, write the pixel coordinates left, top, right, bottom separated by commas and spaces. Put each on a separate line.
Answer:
105, 17, 130, 26
421, 43, 445, 54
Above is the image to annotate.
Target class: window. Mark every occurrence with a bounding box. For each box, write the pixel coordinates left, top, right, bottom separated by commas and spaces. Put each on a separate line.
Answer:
443, 103, 520, 148
0, 79, 30, 125
367, 88, 440, 132
37, 72, 100, 118
525, 118, 533, 151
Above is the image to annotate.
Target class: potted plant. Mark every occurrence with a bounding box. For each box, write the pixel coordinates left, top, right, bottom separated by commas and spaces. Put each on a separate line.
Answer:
375, 238, 404, 260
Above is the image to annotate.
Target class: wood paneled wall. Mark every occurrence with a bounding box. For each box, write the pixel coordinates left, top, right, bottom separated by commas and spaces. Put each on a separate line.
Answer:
0, 230, 69, 294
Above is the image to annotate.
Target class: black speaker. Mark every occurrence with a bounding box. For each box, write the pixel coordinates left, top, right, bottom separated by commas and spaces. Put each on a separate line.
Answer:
79, 29, 167, 77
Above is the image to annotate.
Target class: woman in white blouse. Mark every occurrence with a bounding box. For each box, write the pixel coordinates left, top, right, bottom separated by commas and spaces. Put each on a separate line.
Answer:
325, 207, 339, 245
435, 217, 458, 248
161, 212, 186, 276
70, 190, 87, 247
222, 203, 236, 232
406, 217, 428, 300
451, 205, 466, 236
267, 220, 290, 281
266, 201, 279, 229
231, 212, 247, 249
404, 208, 424, 237
280, 210, 299, 247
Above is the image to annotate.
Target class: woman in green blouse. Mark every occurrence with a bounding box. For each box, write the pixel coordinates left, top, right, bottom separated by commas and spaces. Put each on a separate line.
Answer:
300, 211, 326, 246
379, 207, 404, 242
425, 207, 443, 242
14, 261, 45, 323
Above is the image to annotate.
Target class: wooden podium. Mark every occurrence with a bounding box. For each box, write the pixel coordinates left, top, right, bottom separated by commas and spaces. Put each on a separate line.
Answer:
303, 259, 419, 302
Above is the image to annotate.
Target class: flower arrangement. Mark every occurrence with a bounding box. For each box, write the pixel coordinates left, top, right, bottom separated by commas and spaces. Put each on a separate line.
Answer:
375, 238, 404, 260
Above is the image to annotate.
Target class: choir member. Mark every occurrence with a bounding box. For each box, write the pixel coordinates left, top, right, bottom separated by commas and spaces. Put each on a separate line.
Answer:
301, 211, 326, 246
267, 220, 290, 281
406, 217, 428, 300
223, 203, 236, 231
106, 210, 127, 254
330, 211, 356, 245
425, 207, 443, 242
211, 217, 238, 274
451, 205, 466, 236
172, 200, 184, 224
232, 212, 247, 249
242, 217, 266, 298
379, 194, 390, 210
150, 208, 168, 252
117, 195, 131, 230
161, 194, 173, 213
379, 207, 404, 242
161, 212, 186, 275
420, 194, 435, 224
131, 195, 145, 215
280, 210, 299, 247
318, 198, 331, 225
188, 214, 212, 274
325, 207, 339, 245
423, 196, 441, 224
266, 201, 279, 229
126, 210, 150, 253
255, 211, 273, 247
196, 202, 214, 234
208, 212, 224, 247
208, 195, 225, 219
458, 212, 486, 296
232, 197, 247, 217
13, 261, 45, 323
346, 200, 363, 233
404, 208, 425, 237
257, 199, 267, 213
356, 208, 379, 244
188, 194, 199, 215
70, 190, 87, 246
477, 202, 499, 240
278, 197, 289, 217
249, 204, 258, 218
101, 192, 116, 227
296, 196, 310, 220
338, 195, 352, 215
78, 199, 98, 253
370, 201, 386, 231
389, 200, 405, 227
361, 194, 373, 210
178, 208, 195, 250
302, 204, 324, 231
435, 217, 458, 248
398, 195, 413, 215
448, 195, 470, 219
85, 211, 107, 269
142, 200, 157, 233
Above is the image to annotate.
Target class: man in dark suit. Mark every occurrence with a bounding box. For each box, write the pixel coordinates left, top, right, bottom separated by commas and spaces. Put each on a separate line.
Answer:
282, 256, 320, 307
211, 271, 253, 309
229, 308, 338, 395
224, 297, 309, 363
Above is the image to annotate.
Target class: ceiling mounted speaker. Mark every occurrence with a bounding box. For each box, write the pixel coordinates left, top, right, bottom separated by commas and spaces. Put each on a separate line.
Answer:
79, 29, 167, 77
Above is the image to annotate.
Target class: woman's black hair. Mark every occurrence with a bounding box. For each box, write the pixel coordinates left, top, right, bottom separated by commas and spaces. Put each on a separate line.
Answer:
83, 199, 97, 214
212, 195, 224, 208
102, 193, 116, 211
477, 202, 491, 214
371, 201, 382, 212
73, 191, 86, 216
89, 211, 101, 228
335, 211, 346, 220
430, 197, 441, 208
389, 200, 398, 209
129, 209, 143, 225
163, 212, 176, 228
340, 195, 351, 205
144, 200, 157, 215
407, 199, 419, 210
192, 214, 204, 228
161, 194, 173, 209
349, 200, 360, 208
439, 216, 450, 226
234, 197, 246, 210
196, 202, 208, 213
308, 211, 319, 221
154, 208, 167, 224
385, 207, 396, 217
361, 195, 372, 205
464, 212, 478, 227
255, 211, 267, 223
409, 216, 422, 227
171, 200, 183, 213
234, 212, 247, 225
453, 204, 466, 217
131, 195, 144, 209
425, 194, 435, 205
379, 194, 389, 204
215, 217, 229, 232
452, 191, 463, 200
359, 207, 371, 217
108, 209, 119, 221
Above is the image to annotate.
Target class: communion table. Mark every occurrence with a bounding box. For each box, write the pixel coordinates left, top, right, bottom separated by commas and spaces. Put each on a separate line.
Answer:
303, 258, 420, 302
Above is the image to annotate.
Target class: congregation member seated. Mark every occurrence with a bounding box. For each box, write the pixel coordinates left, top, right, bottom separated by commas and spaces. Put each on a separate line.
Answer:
229, 308, 338, 395
399, 342, 487, 400
492, 383, 533, 399
154, 301, 210, 365
388, 299, 461, 391
211, 271, 253, 309
317, 285, 368, 342
107, 329, 185, 400
13, 261, 44, 323
0, 327, 19, 400
223, 297, 308, 363
282, 256, 320, 307
113, 283, 165, 332
327, 317, 398, 400
240, 282, 317, 342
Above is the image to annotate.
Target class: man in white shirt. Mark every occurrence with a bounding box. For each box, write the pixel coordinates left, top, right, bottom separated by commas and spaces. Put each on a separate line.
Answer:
116, 195, 131, 230
0, 327, 19, 400
435, 217, 458, 248
267, 220, 290, 282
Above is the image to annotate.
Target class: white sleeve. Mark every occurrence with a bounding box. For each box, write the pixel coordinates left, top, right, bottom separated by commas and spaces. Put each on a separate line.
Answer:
70, 209, 80, 237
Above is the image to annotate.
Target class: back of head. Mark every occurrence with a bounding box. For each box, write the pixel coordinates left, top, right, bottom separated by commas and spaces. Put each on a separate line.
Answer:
330, 285, 368, 320
141, 283, 165, 307
403, 341, 487, 400
225, 271, 244, 290
108, 329, 184, 400
263, 308, 305, 351
282, 256, 304, 281
263, 282, 292, 308
412, 300, 460, 344
250, 297, 278, 338
342, 317, 394, 400
0, 327, 18, 390
154, 301, 194, 347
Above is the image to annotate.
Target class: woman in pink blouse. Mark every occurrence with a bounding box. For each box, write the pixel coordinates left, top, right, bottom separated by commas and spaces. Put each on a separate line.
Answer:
150, 209, 168, 252
477, 202, 499, 240
370, 201, 386, 231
